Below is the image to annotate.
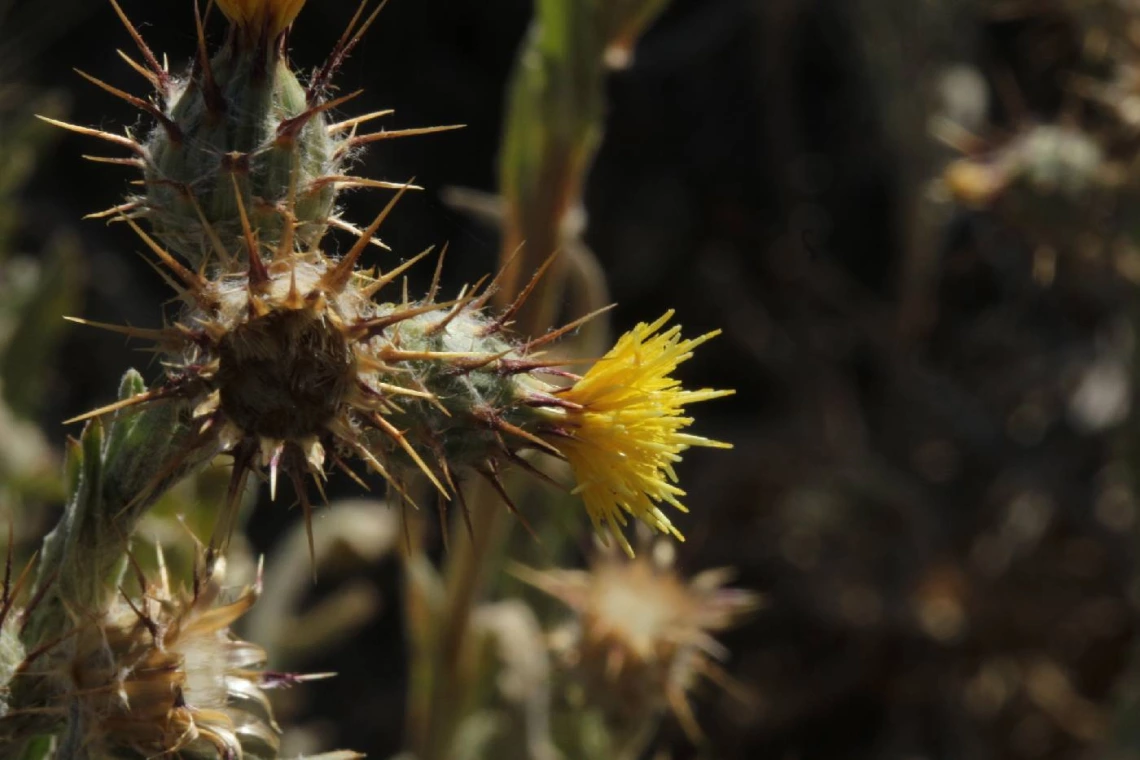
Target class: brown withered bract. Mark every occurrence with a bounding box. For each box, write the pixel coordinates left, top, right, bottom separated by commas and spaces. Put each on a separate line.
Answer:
67, 549, 317, 758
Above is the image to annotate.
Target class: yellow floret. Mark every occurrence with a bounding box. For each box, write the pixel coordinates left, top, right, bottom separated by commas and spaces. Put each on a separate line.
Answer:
550, 310, 733, 555
215, 0, 307, 38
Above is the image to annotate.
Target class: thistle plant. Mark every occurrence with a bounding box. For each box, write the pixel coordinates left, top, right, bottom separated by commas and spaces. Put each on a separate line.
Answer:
53, 0, 731, 561
1, 0, 747, 755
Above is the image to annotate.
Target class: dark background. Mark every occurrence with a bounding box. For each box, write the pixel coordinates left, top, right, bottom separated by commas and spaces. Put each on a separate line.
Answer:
8, 0, 1138, 758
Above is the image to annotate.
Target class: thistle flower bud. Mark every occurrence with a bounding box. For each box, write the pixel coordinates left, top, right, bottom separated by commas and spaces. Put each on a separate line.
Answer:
49, 2, 459, 268
142, 10, 338, 263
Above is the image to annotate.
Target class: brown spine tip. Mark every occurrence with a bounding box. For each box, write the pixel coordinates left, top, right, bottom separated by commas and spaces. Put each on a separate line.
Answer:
328, 108, 396, 135
287, 466, 319, 581
122, 216, 208, 294
425, 242, 448, 303
472, 405, 563, 458
194, 0, 227, 117
85, 201, 143, 220
521, 304, 617, 352
339, 123, 465, 157
497, 357, 585, 377
283, 259, 305, 309
423, 277, 486, 336
109, 0, 172, 98
438, 458, 474, 539
81, 155, 147, 169
307, 0, 389, 104
349, 299, 459, 340
230, 174, 270, 290
477, 460, 539, 540
209, 441, 257, 565
3, 551, 38, 630
366, 412, 449, 498
62, 386, 176, 425
504, 449, 570, 492
63, 316, 189, 351
441, 348, 513, 376
477, 250, 559, 336
317, 183, 416, 294
327, 217, 393, 252
276, 90, 364, 146
36, 115, 148, 157
116, 49, 164, 92
73, 68, 184, 145
333, 453, 372, 492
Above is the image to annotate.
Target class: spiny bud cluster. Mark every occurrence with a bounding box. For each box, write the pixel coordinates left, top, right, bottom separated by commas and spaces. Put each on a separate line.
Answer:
57, 0, 733, 560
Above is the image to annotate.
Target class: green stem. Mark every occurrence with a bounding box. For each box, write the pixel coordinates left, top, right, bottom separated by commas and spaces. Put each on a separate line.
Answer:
401, 1, 671, 757
411, 480, 508, 760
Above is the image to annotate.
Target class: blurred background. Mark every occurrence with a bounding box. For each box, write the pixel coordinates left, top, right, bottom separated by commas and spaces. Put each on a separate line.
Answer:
8, 0, 1140, 758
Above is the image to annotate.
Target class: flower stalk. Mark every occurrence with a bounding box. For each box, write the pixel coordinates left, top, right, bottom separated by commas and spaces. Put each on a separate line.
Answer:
408, 1, 678, 758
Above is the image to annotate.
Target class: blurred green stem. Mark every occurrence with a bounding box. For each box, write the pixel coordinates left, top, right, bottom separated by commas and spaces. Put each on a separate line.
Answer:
407, 480, 507, 759
402, 1, 669, 758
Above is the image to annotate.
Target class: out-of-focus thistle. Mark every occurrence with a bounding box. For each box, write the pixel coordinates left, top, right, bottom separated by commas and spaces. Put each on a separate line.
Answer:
517, 541, 761, 745
52, 0, 733, 558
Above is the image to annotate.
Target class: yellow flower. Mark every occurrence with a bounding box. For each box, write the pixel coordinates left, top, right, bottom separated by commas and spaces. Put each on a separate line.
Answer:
545, 311, 733, 556
215, 0, 307, 39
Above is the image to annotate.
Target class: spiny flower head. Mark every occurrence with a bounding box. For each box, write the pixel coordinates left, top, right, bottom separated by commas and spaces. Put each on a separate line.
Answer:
67, 551, 309, 758
74, 204, 612, 563
518, 540, 760, 739
68, 213, 733, 562
216, 0, 308, 41
532, 311, 733, 555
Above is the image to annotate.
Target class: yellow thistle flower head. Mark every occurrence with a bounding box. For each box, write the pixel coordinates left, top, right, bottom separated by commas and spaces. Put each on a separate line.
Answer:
215, 0, 307, 40
539, 311, 733, 556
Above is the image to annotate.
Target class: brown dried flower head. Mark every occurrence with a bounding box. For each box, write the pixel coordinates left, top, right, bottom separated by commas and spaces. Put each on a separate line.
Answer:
68, 550, 296, 758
